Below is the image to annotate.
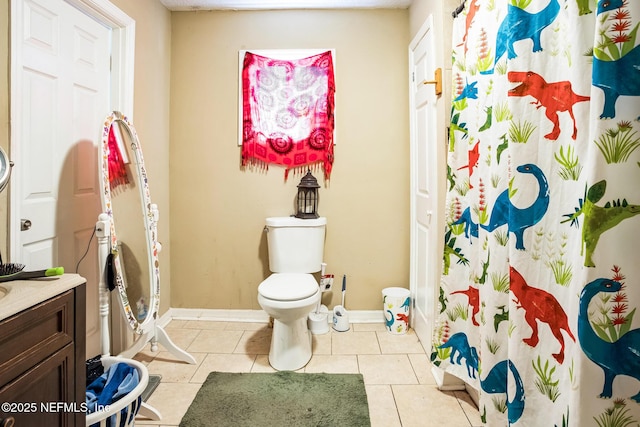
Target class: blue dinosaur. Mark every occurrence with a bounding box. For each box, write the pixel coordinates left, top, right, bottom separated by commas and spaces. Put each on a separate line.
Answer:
400, 297, 410, 311
592, 0, 638, 119
492, 0, 560, 67
453, 80, 478, 102
480, 164, 549, 250
593, 45, 640, 120
593, 44, 640, 119
579, 0, 623, 15
578, 278, 640, 402
451, 207, 479, 240
384, 310, 395, 331
480, 359, 525, 425
438, 332, 479, 378
597, 0, 624, 14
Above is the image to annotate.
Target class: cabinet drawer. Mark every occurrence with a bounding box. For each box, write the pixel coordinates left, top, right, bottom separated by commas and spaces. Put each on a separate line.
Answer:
0, 290, 74, 386
0, 343, 76, 426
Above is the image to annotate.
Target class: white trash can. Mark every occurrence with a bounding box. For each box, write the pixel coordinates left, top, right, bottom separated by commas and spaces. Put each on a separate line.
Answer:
382, 287, 410, 334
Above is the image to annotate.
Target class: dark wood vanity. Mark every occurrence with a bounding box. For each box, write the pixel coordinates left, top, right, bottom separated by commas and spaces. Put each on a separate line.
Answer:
0, 275, 86, 426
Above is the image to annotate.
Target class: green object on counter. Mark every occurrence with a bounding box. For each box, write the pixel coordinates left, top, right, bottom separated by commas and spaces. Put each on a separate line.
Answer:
0, 266, 64, 282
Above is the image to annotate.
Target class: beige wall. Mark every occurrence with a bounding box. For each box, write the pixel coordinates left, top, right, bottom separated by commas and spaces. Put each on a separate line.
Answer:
169, 9, 411, 310
109, 0, 172, 314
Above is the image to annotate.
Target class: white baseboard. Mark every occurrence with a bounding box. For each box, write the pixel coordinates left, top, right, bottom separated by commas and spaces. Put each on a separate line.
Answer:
164, 308, 384, 324
155, 308, 174, 328
167, 308, 270, 323
338, 310, 384, 323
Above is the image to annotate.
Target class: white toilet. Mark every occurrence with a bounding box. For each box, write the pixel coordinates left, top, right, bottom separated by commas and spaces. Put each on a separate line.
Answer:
258, 216, 326, 371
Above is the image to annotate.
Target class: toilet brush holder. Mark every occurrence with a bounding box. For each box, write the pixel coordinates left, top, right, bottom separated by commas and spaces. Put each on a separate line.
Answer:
332, 305, 350, 332
308, 311, 329, 335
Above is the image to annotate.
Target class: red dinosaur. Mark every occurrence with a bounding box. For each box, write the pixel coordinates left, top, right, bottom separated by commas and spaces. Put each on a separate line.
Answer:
508, 71, 589, 140
396, 313, 409, 324
451, 286, 480, 326
457, 141, 480, 188
462, 0, 480, 54
510, 267, 575, 364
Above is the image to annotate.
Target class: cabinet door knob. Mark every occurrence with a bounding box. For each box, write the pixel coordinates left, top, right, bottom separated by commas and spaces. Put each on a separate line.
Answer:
20, 219, 32, 231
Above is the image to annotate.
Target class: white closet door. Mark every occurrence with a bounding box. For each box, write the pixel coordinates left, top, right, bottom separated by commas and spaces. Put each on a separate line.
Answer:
409, 15, 442, 352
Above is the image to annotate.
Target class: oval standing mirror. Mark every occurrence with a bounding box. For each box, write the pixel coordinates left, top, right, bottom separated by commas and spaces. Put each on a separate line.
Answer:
100, 111, 195, 364
100, 111, 157, 333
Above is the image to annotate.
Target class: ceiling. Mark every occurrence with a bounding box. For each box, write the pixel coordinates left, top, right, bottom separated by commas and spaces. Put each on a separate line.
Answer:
159, 0, 413, 11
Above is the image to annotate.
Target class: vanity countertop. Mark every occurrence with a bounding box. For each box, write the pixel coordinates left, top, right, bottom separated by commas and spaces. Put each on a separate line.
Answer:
0, 273, 86, 321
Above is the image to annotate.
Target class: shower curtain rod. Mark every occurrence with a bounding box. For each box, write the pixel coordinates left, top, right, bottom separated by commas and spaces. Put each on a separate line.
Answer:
452, 0, 466, 18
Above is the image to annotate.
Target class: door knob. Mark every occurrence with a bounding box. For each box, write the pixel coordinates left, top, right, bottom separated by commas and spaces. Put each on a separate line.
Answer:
21, 219, 32, 231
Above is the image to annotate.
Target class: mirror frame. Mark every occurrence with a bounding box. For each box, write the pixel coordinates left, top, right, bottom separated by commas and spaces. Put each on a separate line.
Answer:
100, 111, 160, 334
0, 146, 13, 193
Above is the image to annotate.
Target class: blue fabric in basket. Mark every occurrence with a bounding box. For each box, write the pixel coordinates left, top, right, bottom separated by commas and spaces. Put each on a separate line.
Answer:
86, 362, 140, 427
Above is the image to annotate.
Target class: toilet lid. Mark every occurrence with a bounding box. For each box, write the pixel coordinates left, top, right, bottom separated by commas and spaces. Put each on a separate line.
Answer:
258, 273, 319, 301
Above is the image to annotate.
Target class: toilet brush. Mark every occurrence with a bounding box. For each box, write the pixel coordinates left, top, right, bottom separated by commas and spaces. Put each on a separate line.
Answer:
308, 263, 329, 335
332, 275, 349, 332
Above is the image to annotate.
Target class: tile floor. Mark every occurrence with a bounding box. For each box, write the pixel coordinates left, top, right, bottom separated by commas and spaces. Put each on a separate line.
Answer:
133, 319, 482, 427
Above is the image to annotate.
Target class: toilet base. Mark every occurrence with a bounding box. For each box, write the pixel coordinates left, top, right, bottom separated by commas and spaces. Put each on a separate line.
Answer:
268, 317, 313, 371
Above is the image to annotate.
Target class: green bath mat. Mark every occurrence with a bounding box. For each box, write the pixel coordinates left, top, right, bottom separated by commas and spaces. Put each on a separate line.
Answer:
179, 371, 371, 427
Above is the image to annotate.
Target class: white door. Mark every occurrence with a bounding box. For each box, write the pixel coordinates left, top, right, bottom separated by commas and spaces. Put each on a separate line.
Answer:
11, 0, 111, 357
409, 15, 443, 350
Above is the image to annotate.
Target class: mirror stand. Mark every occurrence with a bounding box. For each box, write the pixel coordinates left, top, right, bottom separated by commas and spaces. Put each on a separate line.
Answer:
97, 211, 196, 364
118, 323, 197, 363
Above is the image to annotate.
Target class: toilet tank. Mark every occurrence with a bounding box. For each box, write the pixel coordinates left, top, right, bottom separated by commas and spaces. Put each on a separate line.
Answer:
265, 216, 326, 273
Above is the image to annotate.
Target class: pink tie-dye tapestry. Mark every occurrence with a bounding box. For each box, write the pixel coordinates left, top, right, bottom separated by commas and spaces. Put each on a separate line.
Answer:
241, 51, 335, 180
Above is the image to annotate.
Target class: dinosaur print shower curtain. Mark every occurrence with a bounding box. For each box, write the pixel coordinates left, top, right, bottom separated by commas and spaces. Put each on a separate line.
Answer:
434, 0, 640, 425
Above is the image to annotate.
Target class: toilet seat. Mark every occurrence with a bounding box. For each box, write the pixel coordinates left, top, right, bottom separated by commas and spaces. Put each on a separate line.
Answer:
258, 273, 318, 301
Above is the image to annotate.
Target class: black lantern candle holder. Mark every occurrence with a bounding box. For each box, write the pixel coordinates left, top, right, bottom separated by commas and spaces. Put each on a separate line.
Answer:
295, 170, 320, 219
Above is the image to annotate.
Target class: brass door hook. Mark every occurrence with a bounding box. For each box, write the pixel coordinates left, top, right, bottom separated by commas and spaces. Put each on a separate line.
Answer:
422, 68, 442, 96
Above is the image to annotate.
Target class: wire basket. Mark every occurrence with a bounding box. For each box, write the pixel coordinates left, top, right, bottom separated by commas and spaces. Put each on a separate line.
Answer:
86, 356, 149, 427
